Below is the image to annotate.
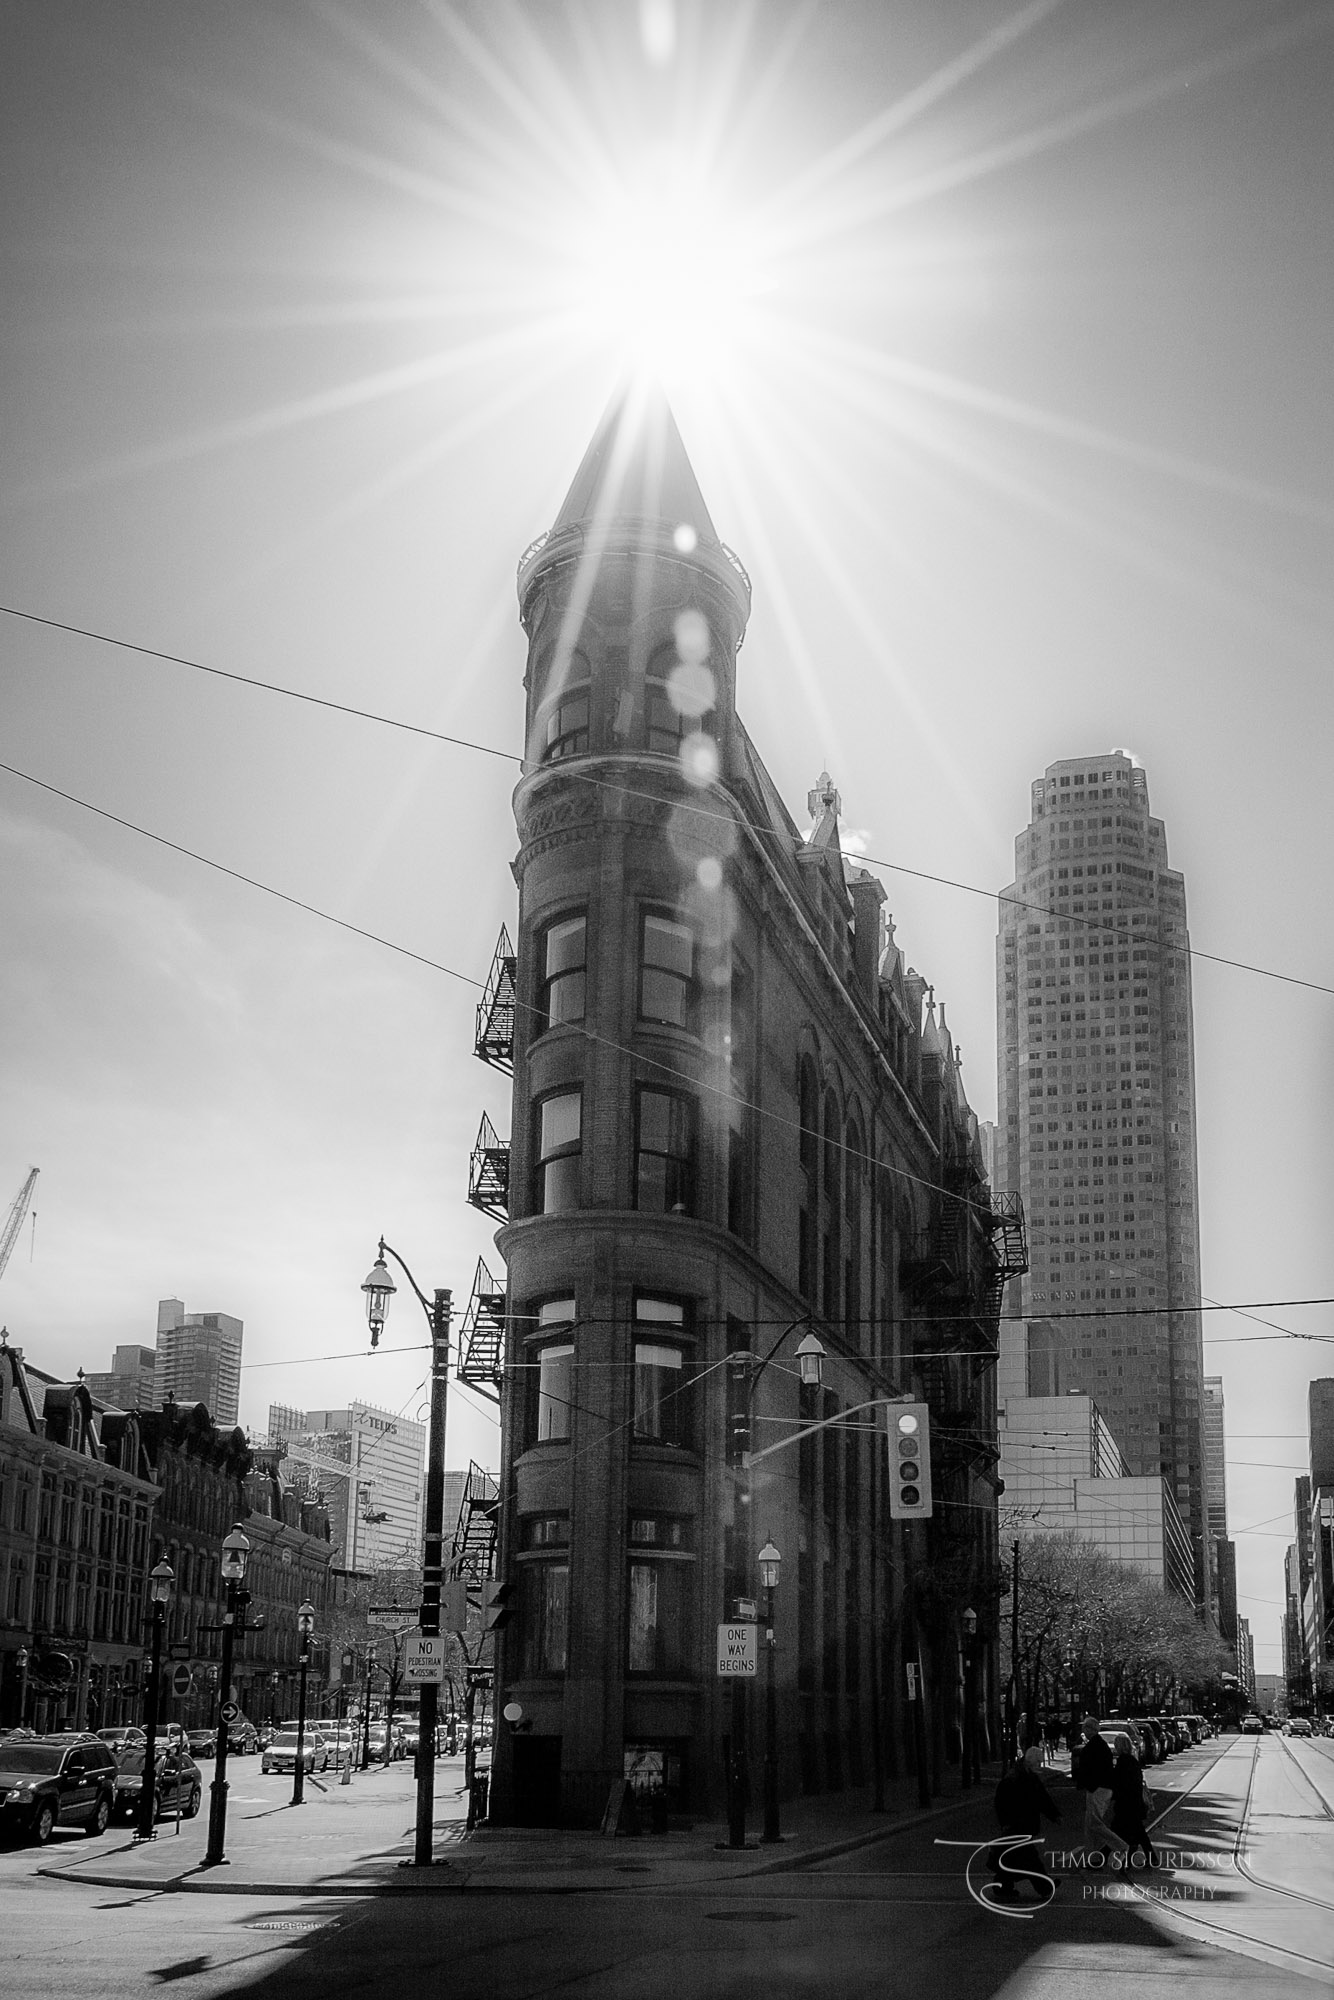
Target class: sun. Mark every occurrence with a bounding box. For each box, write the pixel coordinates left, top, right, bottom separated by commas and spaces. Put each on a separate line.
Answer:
572, 150, 766, 392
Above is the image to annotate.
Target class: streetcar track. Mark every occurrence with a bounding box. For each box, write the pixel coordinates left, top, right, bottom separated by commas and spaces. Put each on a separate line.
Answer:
1131, 1732, 1334, 1973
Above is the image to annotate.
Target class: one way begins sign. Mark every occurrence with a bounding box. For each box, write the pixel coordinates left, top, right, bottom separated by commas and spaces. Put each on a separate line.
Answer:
716, 1622, 758, 1677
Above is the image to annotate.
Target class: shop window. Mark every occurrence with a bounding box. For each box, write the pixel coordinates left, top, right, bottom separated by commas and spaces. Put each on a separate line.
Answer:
534, 1092, 581, 1214
518, 1560, 569, 1675
537, 914, 586, 1031
627, 1554, 692, 1674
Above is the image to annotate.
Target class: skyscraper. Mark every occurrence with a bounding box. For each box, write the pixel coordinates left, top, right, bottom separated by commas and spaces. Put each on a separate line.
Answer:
995, 752, 1209, 1607
153, 1297, 243, 1427
1202, 1376, 1228, 1536
266, 1400, 426, 1572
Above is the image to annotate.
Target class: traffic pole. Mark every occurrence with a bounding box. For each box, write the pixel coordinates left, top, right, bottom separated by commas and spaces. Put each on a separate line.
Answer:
414, 1288, 451, 1866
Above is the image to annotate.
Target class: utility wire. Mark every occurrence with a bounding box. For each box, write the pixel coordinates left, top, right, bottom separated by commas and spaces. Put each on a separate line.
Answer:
3, 601, 1330, 999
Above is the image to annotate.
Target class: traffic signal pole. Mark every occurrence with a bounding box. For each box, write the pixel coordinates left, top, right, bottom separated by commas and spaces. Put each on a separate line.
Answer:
414, 1287, 451, 1867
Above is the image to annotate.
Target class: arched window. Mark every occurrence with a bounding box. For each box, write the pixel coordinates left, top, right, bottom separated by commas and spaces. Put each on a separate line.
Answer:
535, 648, 592, 762
844, 1116, 864, 1344
822, 1089, 842, 1324
645, 640, 715, 755
798, 1056, 819, 1302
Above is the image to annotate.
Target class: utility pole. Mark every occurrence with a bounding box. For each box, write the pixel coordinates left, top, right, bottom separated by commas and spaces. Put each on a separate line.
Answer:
1008, 1539, 1021, 1761
902, 1522, 931, 1808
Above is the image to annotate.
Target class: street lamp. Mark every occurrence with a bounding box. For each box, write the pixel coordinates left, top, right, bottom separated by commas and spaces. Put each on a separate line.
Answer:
358, 1238, 452, 1867
137, 1559, 175, 1841
292, 1601, 315, 1807
204, 1524, 251, 1868
360, 1647, 377, 1771
960, 1607, 980, 1789
757, 1540, 782, 1843
15, 1645, 29, 1729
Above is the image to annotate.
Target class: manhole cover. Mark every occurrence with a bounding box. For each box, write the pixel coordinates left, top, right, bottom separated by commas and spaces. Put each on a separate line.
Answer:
705, 1911, 798, 1924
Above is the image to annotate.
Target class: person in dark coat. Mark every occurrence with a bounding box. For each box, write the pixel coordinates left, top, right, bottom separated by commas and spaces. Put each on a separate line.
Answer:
990, 1745, 1062, 1900
1073, 1716, 1129, 1860
1109, 1731, 1156, 1871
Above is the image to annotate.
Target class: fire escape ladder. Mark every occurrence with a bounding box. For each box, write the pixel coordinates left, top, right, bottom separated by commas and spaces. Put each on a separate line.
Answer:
467, 1113, 510, 1221
474, 926, 517, 1074
457, 1256, 507, 1395
981, 1189, 1029, 1337
450, 1461, 500, 1586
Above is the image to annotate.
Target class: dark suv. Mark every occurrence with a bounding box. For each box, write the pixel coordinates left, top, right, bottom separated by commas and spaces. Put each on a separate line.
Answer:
0, 1733, 118, 1844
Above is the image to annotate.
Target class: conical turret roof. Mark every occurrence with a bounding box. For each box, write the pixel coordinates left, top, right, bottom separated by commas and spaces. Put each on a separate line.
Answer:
550, 378, 721, 545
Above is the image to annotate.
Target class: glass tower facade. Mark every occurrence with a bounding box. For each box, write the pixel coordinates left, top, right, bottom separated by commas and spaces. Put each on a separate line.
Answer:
996, 752, 1209, 1608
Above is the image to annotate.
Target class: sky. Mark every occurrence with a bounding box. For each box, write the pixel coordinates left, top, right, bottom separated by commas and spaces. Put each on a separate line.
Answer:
1, 0, 1331, 1672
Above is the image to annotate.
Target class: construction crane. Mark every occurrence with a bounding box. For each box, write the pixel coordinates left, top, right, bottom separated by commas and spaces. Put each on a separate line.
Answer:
0, 1168, 38, 1283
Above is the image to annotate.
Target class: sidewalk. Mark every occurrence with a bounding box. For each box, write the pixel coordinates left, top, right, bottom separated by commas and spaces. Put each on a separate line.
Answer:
38, 1751, 1013, 1898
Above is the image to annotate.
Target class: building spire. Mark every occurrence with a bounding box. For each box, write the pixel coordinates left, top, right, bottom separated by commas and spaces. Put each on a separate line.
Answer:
550, 377, 721, 546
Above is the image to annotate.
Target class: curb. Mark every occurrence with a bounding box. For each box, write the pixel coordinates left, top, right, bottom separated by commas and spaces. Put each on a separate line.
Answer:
36, 1788, 1003, 1899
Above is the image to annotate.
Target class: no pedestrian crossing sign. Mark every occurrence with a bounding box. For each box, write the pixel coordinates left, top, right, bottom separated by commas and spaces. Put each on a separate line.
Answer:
716, 1622, 758, 1677
403, 1632, 447, 1684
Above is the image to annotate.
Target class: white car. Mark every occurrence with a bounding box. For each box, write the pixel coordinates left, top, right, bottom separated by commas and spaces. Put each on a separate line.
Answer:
260, 1728, 327, 1775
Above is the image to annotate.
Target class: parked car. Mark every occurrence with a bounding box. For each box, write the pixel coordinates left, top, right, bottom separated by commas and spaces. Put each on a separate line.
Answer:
96, 1726, 146, 1755
112, 1747, 203, 1824
261, 1728, 327, 1775
226, 1718, 260, 1755
1286, 1716, 1313, 1737
1101, 1716, 1145, 1761
1240, 1713, 1265, 1733
186, 1728, 218, 1759
312, 1722, 354, 1765
1132, 1718, 1165, 1763
0, 1733, 118, 1844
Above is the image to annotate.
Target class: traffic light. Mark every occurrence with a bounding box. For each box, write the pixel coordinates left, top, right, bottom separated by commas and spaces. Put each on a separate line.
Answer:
483, 1579, 516, 1632
888, 1403, 932, 1519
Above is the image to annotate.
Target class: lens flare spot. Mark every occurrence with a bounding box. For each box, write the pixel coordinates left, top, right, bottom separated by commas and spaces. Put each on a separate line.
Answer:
696, 856, 723, 891
673, 608, 710, 662
668, 660, 715, 719
673, 522, 698, 553
680, 732, 719, 787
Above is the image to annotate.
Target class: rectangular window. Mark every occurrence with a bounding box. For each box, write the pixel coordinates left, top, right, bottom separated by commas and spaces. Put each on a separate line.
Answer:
543, 688, 589, 761
518, 1561, 569, 1675
639, 912, 696, 1030
538, 914, 586, 1030
633, 1299, 692, 1448
535, 1091, 581, 1214
627, 1558, 691, 1674
635, 1088, 696, 1214
532, 1301, 575, 1443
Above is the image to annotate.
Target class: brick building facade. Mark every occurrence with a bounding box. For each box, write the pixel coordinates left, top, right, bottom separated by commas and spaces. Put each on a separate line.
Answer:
483, 386, 1022, 1827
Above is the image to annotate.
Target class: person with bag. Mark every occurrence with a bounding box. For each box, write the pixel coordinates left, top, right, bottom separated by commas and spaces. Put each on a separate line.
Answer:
1109, 1731, 1156, 1872
989, 1745, 1062, 1901
1072, 1716, 1129, 1862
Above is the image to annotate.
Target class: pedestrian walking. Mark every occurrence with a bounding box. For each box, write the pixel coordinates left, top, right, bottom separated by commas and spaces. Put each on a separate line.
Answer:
1109, 1732, 1156, 1872
1072, 1716, 1129, 1861
989, 1745, 1061, 1901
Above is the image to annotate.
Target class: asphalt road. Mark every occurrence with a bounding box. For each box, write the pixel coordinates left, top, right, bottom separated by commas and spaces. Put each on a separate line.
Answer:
1, 1737, 1329, 2000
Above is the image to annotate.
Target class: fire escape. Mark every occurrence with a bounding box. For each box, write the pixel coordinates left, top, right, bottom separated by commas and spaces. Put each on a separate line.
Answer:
450, 1461, 500, 1586
467, 1113, 510, 1221
474, 927, 516, 1073
457, 1256, 507, 1397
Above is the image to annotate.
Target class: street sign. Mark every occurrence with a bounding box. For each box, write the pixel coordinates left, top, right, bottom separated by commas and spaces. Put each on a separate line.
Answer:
716, 1622, 758, 1677
171, 1664, 194, 1698
441, 1578, 469, 1631
168, 1643, 192, 1661
368, 1605, 417, 1634
403, 1632, 447, 1684
220, 1700, 240, 1723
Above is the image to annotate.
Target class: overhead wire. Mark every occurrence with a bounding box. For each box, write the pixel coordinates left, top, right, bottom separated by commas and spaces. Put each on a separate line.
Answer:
2, 600, 1330, 998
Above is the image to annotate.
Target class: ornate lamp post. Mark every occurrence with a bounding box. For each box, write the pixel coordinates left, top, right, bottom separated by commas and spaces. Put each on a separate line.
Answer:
360, 1647, 377, 1771
361, 1239, 452, 1866
292, 1600, 315, 1806
136, 1559, 175, 1840
204, 1524, 251, 1868
960, 1606, 981, 1788
757, 1540, 782, 1843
